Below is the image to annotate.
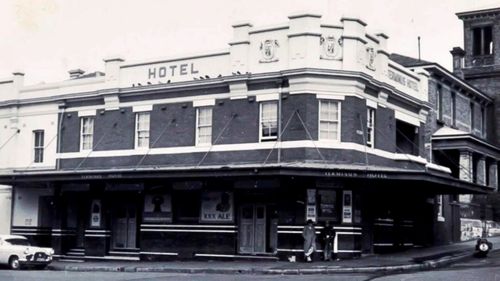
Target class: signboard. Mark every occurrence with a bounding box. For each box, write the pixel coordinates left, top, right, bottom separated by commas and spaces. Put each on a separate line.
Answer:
200, 191, 234, 222
318, 190, 337, 221
306, 189, 317, 222
90, 200, 101, 227
143, 194, 172, 223
342, 190, 352, 224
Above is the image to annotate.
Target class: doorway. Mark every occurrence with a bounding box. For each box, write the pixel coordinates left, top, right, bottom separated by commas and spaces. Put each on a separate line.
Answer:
112, 204, 137, 249
238, 204, 266, 254
65, 194, 86, 249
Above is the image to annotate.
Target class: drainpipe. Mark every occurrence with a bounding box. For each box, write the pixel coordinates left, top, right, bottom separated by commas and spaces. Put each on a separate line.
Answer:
56, 105, 65, 170
277, 81, 282, 164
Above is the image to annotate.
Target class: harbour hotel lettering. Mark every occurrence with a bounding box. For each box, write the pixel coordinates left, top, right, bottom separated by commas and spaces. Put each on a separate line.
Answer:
148, 63, 199, 79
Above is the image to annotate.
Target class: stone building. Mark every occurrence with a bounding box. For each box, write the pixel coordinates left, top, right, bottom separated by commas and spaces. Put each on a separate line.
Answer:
0, 13, 492, 261
455, 7, 500, 144
391, 53, 498, 242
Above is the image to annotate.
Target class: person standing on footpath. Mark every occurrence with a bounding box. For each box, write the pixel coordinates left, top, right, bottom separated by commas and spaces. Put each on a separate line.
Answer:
303, 219, 317, 262
322, 221, 336, 261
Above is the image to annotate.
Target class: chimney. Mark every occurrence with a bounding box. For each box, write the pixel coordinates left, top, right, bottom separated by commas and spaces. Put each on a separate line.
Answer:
450, 47, 466, 78
69, 69, 85, 79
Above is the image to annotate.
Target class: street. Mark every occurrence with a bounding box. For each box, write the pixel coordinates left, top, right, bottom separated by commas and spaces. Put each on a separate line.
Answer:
0, 251, 499, 281
372, 250, 500, 281
0, 271, 370, 281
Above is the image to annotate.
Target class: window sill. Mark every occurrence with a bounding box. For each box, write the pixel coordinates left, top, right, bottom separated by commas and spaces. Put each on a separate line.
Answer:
260, 137, 278, 142
195, 143, 212, 147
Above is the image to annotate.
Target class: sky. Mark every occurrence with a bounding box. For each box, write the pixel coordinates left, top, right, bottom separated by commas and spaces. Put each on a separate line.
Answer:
0, 0, 498, 85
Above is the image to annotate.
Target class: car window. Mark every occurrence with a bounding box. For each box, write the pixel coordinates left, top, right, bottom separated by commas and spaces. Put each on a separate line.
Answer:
5, 238, 30, 246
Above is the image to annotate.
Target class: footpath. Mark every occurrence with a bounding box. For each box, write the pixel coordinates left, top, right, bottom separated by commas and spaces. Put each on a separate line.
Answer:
49, 236, 500, 275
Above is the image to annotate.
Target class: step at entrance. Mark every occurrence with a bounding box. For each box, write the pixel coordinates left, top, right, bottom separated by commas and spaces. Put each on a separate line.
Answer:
60, 248, 85, 261
107, 248, 141, 260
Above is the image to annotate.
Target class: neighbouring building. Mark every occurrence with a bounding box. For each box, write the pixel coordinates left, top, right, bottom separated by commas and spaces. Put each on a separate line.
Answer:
0, 13, 494, 261
391, 53, 499, 243
0, 186, 12, 234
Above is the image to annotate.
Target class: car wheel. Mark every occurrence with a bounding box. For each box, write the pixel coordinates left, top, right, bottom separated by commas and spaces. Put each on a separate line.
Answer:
9, 256, 20, 270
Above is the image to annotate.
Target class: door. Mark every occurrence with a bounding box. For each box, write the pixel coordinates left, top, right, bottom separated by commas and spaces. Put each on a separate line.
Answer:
65, 194, 86, 249
239, 204, 266, 254
113, 204, 137, 249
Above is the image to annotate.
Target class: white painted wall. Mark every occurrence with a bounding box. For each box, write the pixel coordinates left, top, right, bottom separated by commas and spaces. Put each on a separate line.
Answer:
0, 103, 59, 170
12, 187, 53, 227
0, 186, 12, 234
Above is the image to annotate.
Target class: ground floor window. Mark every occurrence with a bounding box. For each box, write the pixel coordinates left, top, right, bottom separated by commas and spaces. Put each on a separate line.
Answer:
173, 191, 201, 223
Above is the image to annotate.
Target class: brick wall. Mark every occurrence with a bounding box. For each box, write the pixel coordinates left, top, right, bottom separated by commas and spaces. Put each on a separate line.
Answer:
150, 102, 196, 147
374, 106, 396, 153
212, 98, 259, 144
341, 96, 365, 144
93, 108, 135, 151
58, 94, 412, 169
59, 112, 81, 153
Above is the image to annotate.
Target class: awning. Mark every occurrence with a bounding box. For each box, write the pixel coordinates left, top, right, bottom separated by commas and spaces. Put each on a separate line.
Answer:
432, 128, 500, 159
0, 162, 492, 195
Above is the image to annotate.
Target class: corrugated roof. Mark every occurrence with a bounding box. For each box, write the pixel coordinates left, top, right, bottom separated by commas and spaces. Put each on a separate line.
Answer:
390, 53, 433, 67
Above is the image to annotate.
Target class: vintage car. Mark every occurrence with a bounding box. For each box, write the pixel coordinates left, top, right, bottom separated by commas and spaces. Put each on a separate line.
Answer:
0, 235, 54, 269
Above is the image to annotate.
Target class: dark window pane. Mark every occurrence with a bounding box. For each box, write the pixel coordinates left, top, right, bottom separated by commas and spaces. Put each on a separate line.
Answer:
484, 26, 493, 55
473, 27, 482, 55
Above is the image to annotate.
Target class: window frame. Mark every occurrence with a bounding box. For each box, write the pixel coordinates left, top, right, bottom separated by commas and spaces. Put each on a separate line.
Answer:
318, 100, 341, 141
80, 116, 95, 151
259, 101, 278, 142
436, 84, 443, 121
33, 130, 44, 163
472, 26, 494, 56
366, 107, 375, 148
135, 111, 151, 149
195, 106, 213, 146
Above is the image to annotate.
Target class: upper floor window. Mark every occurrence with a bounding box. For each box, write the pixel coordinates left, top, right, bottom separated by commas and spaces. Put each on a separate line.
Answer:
319, 100, 340, 141
196, 107, 212, 145
436, 85, 443, 120
260, 101, 278, 141
33, 130, 44, 163
473, 26, 493, 56
135, 112, 150, 149
366, 107, 375, 148
80, 117, 94, 151
395, 120, 419, 156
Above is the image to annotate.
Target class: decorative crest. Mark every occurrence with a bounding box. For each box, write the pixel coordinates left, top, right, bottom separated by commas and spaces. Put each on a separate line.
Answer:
259, 39, 279, 63
320, 35, 343, 60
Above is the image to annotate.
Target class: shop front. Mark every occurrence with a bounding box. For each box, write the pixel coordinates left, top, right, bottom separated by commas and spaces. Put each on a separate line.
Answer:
7, 165, 491, 261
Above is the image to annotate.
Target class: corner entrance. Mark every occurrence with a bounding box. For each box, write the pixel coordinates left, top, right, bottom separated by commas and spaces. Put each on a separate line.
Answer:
238, 204, 266, 254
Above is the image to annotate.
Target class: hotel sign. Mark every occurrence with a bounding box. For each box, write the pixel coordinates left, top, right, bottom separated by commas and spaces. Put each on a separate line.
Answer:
324, 171, 388, 179
147, 63, 199, 79
388, 69, 419, 91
